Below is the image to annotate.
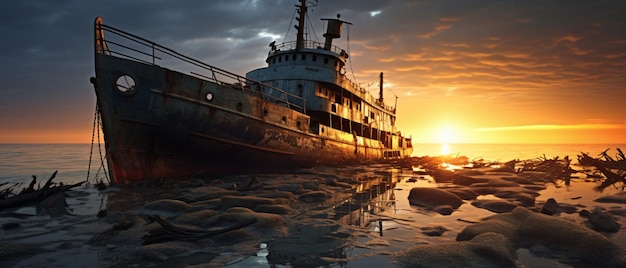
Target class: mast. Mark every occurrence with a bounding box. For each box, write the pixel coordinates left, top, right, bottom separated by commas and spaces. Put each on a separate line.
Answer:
295, 0, 307, 50
379, 72, 384, 104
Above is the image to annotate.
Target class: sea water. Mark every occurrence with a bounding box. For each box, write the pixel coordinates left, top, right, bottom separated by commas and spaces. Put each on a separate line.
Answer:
0, 143, 108, 186
1, 143, 624, 186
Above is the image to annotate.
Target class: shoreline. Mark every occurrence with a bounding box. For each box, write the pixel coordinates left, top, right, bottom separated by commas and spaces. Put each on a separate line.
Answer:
1, 154, 626, 267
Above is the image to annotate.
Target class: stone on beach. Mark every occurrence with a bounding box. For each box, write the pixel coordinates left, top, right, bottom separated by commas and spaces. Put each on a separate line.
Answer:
220, 195, 288, 210
172, 209, 217, 228
471, 199, 518, 213
540, 198, 561, 215
298, 190, 329, 203
587, 208, 621, 233
457, 207, 626, 265
407, 187, 463, 212
398, 232, 518, 267
443, 187, 478, 200
140, 199, 192, 217
180, 186, 242, 202
595, 192, 626, 204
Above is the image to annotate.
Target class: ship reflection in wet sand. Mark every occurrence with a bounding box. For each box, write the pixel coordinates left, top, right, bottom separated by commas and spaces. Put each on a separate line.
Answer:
254, 171, 400, 267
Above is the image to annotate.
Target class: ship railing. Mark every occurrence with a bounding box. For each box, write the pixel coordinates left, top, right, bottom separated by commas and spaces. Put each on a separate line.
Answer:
269, 40, 396, 115
94, 18, 306, 113
270, 40, 346, 56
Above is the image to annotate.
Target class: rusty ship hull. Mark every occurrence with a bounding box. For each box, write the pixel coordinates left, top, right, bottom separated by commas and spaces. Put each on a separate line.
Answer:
95, 55, 399, 183
92, 1, 413, 184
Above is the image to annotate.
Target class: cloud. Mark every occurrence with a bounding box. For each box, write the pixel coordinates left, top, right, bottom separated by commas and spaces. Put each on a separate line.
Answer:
476, 124, 626, 132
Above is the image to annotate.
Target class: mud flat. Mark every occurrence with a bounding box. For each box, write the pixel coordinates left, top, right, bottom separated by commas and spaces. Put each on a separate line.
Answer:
1, 156, 626, 267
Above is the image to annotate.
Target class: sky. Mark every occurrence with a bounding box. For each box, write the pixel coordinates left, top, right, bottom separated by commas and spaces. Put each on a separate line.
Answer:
1, 0, 625, 144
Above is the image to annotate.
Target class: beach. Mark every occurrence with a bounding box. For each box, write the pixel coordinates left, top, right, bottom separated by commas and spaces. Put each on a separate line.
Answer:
1, 144, 626, 267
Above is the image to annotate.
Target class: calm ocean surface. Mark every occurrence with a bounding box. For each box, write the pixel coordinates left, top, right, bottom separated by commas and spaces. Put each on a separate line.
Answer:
1, 143, 625, 186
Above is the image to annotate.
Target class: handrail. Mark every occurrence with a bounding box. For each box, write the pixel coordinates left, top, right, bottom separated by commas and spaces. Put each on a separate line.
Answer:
94, 18, 306, 113
270, 40, 346, 56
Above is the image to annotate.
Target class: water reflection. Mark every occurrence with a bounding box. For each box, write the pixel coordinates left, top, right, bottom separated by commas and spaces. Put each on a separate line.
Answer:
332, 172, 399, 227
260, 170, 401, 267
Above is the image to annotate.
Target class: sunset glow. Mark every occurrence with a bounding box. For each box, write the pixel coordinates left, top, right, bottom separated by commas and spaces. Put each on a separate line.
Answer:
1, 1, 626, 144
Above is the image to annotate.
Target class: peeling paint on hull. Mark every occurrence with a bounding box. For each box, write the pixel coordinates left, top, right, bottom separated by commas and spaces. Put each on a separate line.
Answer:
95, 55, 411, 184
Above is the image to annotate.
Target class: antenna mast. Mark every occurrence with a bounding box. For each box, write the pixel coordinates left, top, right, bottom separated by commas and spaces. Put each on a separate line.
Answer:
295, 0, 307, 50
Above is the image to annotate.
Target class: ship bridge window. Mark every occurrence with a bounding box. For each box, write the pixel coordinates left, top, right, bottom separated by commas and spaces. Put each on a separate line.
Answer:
297, 84, 303, 97
312, 55, 317, 61
292, 54, 296, 61
324, 57, 329, 64
115, 74, 136, 95
301, 54, 306, 60
278, 56, 282, 63
331, 104, 337, 113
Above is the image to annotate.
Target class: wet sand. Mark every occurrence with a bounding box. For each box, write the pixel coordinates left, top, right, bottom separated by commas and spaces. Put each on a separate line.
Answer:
1, 160, 626, 267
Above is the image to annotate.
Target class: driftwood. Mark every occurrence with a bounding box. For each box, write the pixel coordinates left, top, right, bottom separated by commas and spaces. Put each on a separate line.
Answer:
578, 148, 626, 191
0, 171, 84, 210
143, 215, 257, 245
520, 155, 575, 184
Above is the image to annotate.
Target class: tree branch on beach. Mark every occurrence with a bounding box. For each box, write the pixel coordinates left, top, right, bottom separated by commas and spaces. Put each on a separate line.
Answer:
0, 171, 84, 210
578, 148, 626, 191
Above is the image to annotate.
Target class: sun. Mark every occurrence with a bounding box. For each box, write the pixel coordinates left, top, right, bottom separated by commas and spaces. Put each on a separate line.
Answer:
435, 125, 461, 144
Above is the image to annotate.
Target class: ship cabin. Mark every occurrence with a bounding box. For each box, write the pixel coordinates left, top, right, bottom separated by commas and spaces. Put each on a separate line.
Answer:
246, 10, 412, 158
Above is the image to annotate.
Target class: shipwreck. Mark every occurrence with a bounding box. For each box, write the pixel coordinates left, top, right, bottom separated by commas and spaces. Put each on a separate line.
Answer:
91, 0, 413, 184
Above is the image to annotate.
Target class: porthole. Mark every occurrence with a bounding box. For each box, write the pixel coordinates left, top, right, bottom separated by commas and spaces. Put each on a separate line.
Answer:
296, 121, 301, 127
115, 74, 136, 95
282, 116, 287, 123
263, 109, 268, 116
236, 102, 243, 112
206, 92, 214, 101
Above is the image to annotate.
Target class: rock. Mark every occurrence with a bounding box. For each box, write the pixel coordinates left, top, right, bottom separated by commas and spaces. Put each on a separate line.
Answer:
257, 191, 296, 199
220, 195, 286, 209
451, 175, 487, 186
299, 191, 329, 203
407, 187, 463, 210
421, 226, 448, 236
515, 193, 535, 207
397, 232, 518, 267
254, 204, 295, 215
444, 187, 478, 200
433, 205, 454, 215
219, 207, 287, 237
141, 199, 191, 217
579, 209, 591, 217
182, 186, 242, 202
595, 192, 626, 204
471, 199, 518, 213
172, 209, 217, 228
457, 207, 626, 265
301, 181, 319, 191
541, 198, 560, 215
470, 179, 520, 188
588, 209, 621, 233
500, 176, 536, 185
278, 184, 304, 193
326, 177, 339, 186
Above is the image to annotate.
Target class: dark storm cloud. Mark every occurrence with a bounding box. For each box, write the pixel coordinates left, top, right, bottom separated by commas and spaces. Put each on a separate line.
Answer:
0, 0, 625, 142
